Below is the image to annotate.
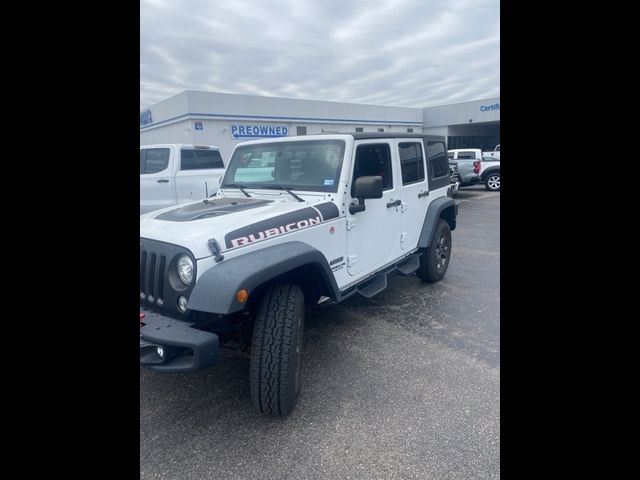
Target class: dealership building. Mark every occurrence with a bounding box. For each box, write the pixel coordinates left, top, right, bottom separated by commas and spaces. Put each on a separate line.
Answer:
140, 90, 500, 161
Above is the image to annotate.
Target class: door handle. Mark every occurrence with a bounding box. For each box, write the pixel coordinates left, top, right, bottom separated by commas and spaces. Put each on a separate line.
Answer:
418, 191, 429, 198
386, 199, 401, 208
157, 179, 169, 183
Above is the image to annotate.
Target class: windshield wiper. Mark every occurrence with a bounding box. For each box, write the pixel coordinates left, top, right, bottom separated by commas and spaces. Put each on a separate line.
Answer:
257, 185, 304, 202
223, 183, 251, 198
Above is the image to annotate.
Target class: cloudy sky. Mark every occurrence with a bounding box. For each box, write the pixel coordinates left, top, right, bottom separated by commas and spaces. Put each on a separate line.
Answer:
140, 0, 499, 110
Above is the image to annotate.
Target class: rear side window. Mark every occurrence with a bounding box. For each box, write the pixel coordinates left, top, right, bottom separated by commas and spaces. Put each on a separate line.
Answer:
457, 151, 477, 159
398, 142, 425, 185
140, 150, 145, 173
142, 148, 170, 174
352, 143, 393, 196
427, 142, 449, 178
181, 149, 224, 170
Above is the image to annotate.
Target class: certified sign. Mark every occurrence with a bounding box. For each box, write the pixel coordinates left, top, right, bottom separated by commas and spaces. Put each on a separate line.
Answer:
231, 124, 288, 139
480, 103, 500, 112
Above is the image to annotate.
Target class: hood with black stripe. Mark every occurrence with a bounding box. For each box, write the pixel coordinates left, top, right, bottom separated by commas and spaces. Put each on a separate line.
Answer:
140, 194, 340, 259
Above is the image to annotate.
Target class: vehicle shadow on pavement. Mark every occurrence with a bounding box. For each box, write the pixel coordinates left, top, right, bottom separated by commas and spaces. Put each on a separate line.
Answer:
139, 298, 377, 427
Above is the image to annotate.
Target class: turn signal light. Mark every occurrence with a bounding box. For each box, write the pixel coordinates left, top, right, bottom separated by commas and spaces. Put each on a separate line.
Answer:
236, 289, 249, 303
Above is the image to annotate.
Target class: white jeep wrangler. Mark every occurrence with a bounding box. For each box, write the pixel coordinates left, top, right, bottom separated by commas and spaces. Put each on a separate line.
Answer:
140, 133, 458, 416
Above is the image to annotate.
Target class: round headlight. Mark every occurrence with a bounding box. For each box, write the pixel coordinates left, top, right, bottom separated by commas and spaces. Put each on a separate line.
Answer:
177, 255, 194, 285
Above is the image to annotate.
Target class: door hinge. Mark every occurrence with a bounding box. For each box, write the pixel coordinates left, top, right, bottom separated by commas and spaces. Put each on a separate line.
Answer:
346, 218, 357, 230
400, 233, 408, 243
401, 202, 408, 213
347, 255, 357, 267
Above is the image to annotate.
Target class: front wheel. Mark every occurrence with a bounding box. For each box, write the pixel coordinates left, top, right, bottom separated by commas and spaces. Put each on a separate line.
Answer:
485, 173, 500, 191
250, 283, 305, 416
417, 219, 452, 283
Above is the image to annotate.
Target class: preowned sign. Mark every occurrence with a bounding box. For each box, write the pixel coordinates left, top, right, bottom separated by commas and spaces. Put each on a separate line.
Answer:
231, 124, 288, 139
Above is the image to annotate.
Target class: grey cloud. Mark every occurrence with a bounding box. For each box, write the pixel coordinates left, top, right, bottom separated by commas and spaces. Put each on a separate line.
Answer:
141, 0, 499, 109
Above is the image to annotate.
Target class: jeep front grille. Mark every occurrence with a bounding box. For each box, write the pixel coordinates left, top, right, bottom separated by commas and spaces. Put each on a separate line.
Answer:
140, 250, 167, 304
140, 238, 195, 314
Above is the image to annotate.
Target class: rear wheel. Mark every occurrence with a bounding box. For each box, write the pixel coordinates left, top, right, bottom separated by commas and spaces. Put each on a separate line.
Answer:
417, 219, 452, 283
485, 173, 500, 191
250, 283, 305, 416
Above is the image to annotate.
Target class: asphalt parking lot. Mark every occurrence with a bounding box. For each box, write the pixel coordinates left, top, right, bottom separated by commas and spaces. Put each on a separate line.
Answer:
140, 185, 500, 480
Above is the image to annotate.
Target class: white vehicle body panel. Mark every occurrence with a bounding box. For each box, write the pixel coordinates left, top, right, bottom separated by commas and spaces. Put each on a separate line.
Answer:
479, 156, 500, 176
346, 139, 403, 277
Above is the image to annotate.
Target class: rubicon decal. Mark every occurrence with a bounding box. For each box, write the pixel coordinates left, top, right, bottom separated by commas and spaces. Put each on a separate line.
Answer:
225, 204, 338, 249
228, 216, 321, 248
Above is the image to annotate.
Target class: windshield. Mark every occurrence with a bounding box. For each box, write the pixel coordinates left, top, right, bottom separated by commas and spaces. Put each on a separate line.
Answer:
221, 140, 345, 192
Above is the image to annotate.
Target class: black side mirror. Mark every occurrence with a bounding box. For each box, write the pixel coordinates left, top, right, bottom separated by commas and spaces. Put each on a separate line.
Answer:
349, 175, 383, 214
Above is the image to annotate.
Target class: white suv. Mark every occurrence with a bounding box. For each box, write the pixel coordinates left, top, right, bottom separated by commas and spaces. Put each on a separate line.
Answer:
140, 133, 458, 416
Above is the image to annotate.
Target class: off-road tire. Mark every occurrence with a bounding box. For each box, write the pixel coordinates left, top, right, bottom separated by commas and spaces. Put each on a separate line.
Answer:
250, 283, 305, 416
417, 219, 452, 283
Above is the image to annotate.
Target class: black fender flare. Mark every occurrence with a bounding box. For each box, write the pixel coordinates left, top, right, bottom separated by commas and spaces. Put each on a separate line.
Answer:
481, 167, 500, 181
417, 197, 457, 249
187, 241, 340, 314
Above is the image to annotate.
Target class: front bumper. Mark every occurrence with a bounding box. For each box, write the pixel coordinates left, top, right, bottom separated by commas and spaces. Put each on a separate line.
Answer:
140, 310, 219, 373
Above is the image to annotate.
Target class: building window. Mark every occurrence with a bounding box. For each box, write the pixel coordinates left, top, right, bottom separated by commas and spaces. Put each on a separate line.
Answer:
296, 126, 307, 136
355, 127, 363, 132
377, 128, 384, 132
407, 128, 414, 133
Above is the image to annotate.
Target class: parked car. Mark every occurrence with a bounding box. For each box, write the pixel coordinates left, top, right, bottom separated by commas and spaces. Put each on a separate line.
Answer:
447, 149, 482, 187
483, 144, 500, 160
140, 133, 457, 416
480, 155, 500, 191
140, 144, 226, 214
